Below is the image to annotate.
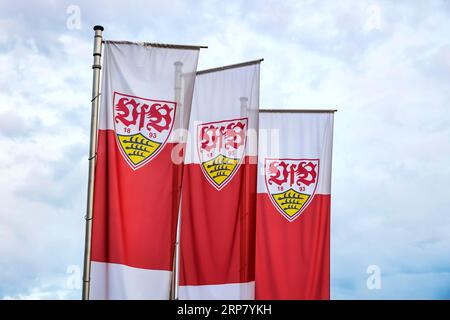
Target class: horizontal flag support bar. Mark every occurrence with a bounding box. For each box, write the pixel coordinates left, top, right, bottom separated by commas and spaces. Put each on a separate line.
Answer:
260, 109, 337, 113
103, 40, 207, 50
196, 58, 264, 75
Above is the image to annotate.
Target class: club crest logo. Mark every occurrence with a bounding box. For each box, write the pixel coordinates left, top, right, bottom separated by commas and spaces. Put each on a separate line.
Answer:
264, 158, 319, 221
113, 92, 176, 170
197, 118, 248, 190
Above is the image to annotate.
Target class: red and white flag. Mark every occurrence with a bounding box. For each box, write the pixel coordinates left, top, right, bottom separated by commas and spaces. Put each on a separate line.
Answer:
255, 111, 334, 299
89, 41, 199, 299
179, 61, 261, 299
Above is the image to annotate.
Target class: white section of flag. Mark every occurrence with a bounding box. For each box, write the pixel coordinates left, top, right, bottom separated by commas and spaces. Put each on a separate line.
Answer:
98, 41, 199, 137
183, 63, 260, 164
257, 112, 334, 195
90, 262, 172, 300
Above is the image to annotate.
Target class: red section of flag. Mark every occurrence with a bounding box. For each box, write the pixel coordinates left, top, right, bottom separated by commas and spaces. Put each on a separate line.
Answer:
255, 193, 330, 300
179, 162, 257, 286
91, 130, 181, 270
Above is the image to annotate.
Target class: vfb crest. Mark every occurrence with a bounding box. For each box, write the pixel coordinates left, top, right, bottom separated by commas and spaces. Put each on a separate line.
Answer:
197, 118, 248, 190
113, 92, 176, 170
264, 158, 319, 221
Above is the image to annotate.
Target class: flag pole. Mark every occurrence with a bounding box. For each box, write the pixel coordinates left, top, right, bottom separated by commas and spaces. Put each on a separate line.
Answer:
240, 96, 249, 299
82, 25, 104, 300
171, 198, 182, 300
170, 61, 183, 300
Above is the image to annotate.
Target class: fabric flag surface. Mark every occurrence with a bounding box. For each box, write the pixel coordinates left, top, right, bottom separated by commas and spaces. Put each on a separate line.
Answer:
179, 61, 261, 299
255, 111, 334, 299
90, 41, 199, 299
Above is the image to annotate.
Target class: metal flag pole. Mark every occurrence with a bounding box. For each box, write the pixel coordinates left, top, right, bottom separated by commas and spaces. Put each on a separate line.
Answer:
240, 96, 249, 299
170, 61, 183, 300
82, 25, 104, 300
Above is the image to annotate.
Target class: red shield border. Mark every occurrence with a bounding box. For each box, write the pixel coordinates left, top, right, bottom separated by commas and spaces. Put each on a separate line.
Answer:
264, 157, 320, 222
196, 117, 248, 191
112, 91, 177, 171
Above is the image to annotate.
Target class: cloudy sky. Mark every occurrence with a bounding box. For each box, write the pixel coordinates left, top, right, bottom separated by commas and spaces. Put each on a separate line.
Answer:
0, 0, 449, 299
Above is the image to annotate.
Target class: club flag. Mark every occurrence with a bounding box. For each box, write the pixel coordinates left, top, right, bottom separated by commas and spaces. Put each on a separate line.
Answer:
179, 61, 261, 299
255, 111, 334, 299
89, 41, 199, 299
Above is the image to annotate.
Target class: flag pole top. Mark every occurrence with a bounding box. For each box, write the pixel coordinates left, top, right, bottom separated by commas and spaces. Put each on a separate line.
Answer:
93, 25, 104, 31
197, 58, 263, 75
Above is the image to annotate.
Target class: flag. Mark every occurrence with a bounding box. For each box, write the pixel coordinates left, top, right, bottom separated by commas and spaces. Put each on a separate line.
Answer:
255, 111, 334, 299
179, 61, 261, 299
89, 41, 199, 299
